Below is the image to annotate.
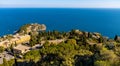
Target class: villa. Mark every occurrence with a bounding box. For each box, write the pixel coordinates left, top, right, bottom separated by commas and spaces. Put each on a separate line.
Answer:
0, 34, 31, 48
13, 44, 31, 54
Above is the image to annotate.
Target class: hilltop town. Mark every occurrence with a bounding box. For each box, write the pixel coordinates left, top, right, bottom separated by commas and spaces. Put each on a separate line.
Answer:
0, 23, 120, 66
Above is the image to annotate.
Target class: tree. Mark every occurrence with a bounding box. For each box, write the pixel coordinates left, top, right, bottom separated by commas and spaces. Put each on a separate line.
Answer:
24, 50, 41, 62
0, 46, 4, 53
53, 30, 60, 36
8, 59, 15, 66
100, 47, 116, 61
115, 47, 120, 56
43, 41, 50, 47
29, 40, 36, 47
18, 24, 31, 34
66, 39, 77, 44
81, 35, 87, 46
114, 35, 118, 41
94, 61, 110, 66
98, 36, 103, 43
88, 32, 92, 38
29, 34, 37, 47
114, 35, 120, 42
14, 58, 18, 66
3, 58, 9, 66
9, 44, 14, 53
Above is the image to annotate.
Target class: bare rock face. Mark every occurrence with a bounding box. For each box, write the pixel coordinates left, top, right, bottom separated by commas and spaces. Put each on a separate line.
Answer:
30, 23, 46, 31
39, 24, 46, 31
17, 23, 46, 34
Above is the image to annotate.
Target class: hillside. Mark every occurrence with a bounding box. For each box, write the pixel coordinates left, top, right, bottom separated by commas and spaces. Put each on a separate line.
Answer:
0, 24, 120, 66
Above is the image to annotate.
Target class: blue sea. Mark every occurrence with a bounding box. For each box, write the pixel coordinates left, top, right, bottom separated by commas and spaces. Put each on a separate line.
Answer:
0, 8, 120, 38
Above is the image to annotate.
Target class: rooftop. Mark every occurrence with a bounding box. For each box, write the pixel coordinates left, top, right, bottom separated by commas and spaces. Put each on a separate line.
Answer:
14, 44, 30, 51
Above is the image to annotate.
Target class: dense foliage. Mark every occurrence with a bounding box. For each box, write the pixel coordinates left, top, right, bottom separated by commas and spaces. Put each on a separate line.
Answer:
1, 28, 120, 66
0, 46, 4, 53
16, 29, 120, 66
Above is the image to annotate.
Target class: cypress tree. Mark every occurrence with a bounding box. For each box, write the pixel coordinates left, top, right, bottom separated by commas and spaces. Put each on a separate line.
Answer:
98, 36, 103, 43
114, 35, 118, 41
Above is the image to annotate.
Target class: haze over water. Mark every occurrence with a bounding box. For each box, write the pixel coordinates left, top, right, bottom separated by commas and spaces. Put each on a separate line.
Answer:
0, 8, 120, 38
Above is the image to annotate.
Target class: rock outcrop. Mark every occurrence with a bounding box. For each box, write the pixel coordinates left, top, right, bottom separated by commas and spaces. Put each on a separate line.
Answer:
18, 23, 46, 34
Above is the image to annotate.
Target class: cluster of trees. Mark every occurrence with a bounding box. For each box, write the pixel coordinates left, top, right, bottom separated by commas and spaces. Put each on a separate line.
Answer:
17, 24, 31, 34
17, 29, 120, 66
29, 30, 68, 47
0, 58, 15, 66
22, 40, 93, 66
1, 28, 120, 66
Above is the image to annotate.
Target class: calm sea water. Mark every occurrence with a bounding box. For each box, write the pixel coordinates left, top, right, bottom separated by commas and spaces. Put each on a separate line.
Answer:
0, 8, 120, 38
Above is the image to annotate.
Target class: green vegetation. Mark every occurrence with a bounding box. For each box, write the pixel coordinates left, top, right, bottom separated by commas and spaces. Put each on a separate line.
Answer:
15, 28, 120, 66
24, 50, 41, 62
66, 39, 77, 44
7, 59, 15, 66
14, 28, 120, 66
0, 46, 4, 53
3, 58, 9, 66
1, 23, 120, 66
0, 59, 15, 66
94, 61, 110, 66
18, 24, 31, 34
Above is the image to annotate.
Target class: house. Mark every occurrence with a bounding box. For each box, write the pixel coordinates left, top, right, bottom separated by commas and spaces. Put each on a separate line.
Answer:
0, 40, 10, 48
13, 34, 31, 44
13, 44, 30, 54
0, 34, 31, 48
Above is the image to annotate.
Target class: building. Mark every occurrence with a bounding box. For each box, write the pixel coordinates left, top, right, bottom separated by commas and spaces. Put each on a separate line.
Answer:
0, 34, 31, 48
13, 44, 30, 54
0, 40, 10, 48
